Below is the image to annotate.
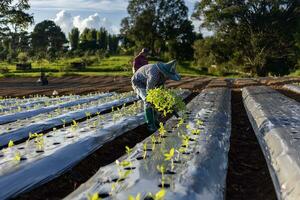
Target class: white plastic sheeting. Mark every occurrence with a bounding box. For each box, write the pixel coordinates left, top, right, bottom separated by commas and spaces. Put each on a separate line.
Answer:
0, 113, 145, 200
0, 93, 114, 125
0, 96, 138, 148
0, 95, 78, 113
283, 84, 300, 94
243, 86, 300, 200
66, 88, 231, 200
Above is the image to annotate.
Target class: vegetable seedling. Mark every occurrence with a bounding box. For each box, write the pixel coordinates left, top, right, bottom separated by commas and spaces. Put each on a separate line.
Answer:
8, 140, 14, 148
157, 165, 166, 188
125, 146, 133, 156
164, 148, 175, 171
146, 189, 166, 200
128, 193, 141, 200
87, 193, 101, 200
158, 123, 166, 138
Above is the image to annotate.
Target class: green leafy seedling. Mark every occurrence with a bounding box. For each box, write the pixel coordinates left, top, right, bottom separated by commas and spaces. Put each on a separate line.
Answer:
157, 165, 166, 188
146, 189, 166, 200
125, 146, 133, 156
128, 193, 141, 200
164, 148, 175, 171
87, 193, 101, 200
8, 140, 14, 148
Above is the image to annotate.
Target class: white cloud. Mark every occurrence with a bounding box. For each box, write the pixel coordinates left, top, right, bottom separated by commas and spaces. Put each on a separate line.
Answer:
54, 10, 73, 34
30, 0, 128, 12
53, 10, 119, 35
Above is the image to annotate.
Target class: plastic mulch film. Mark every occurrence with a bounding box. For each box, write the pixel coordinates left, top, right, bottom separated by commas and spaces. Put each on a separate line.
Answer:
0, 93, 114, 125
0, 90, 191, 200
0, 96, 138, 148
66, 88, 231, 200
283, 84, 300, 94
0, 95, 79, 113
243, 86, 300, 200
0, 112, 144, 200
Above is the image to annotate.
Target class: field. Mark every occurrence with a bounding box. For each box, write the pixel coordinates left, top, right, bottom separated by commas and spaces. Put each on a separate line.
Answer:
0, 56, 210, 78
0, 76, 299, 200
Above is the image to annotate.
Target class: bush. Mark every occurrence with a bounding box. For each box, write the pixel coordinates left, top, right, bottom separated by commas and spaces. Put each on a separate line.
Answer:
17, 52, 29, 64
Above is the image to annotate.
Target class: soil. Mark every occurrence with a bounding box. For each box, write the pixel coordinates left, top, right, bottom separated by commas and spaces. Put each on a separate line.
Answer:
226, 90, 277, 200
0, 76, 211, 97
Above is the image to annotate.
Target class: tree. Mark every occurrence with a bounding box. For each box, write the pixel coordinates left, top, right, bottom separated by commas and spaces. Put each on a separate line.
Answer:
121, 0, 196, 60
0, 0, 33, 37
108, 34, 120, 54
97, 28, 108, 50
69, 28, 80, 50
31, 20, 67, 59
194, 0, 300, 76
0, 0, 33, 60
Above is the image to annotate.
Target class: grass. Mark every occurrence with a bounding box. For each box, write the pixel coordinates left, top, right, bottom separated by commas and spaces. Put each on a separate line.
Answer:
0, 55, 210, 77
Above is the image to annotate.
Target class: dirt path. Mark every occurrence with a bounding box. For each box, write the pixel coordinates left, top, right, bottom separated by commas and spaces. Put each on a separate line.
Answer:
226, 90, 277, 200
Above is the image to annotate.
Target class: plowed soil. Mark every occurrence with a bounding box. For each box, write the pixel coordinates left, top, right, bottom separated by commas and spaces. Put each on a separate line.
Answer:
0, 76, 299, 97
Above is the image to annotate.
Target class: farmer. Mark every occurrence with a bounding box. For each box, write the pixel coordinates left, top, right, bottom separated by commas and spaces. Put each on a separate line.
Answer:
132, 48, 149, 73
131, 60, 181, 132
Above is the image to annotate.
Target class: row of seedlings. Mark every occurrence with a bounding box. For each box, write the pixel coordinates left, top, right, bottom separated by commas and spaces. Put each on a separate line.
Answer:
0, 94, 81, 114
0, 92, 115, 125
0, 92, 138, 148
66, 88, 231, 200
0, 89, 190, 200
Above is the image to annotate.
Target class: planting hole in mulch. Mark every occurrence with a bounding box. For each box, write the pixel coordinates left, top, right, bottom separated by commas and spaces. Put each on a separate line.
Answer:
158, 183, 170, 188
20, 157, 27, 161
226, 90, 276, 200
165, 170, 176, 175
111, 178, 125, 183
173, 160, 181, 164
35, 150, 44, 153
53, 142, 60, 145
98, 193, 110, 198
124, 167, 136, 170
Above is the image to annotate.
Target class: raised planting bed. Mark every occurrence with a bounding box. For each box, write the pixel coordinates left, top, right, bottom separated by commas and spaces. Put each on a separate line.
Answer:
66, 88, 231, 200
0, 93, 128, 136
0, 95, 78, 114
0, 93, 114, 125
0, 90, 191, 200
283, 84, 300, 94
0, 93, 138, 148
0, 96, 50, 107
243, 86, 300, 200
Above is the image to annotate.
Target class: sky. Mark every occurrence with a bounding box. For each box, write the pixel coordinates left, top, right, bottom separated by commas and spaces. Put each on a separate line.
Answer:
28, 0, 209, 36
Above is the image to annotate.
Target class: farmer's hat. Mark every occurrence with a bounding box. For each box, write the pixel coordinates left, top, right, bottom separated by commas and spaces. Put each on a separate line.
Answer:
157, 60, 181, 81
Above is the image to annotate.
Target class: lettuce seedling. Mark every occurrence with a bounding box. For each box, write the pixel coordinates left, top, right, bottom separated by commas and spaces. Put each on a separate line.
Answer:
191, 129, 201, 136
125, 146, 133, 156
146, 189, 166, 200
128, 193, 141, 200
143, 143, 148, 159
87, 193, 101, 200
158, 123, 166, 138
157, 165, 166, 188
164, 148, 175, 171
8, 140, 14, 148
14, 151, 21, 162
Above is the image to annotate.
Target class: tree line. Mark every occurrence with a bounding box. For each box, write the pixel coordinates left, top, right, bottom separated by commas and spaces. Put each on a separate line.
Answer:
0, 0, 299, 76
